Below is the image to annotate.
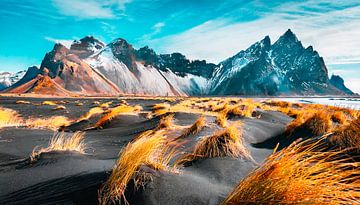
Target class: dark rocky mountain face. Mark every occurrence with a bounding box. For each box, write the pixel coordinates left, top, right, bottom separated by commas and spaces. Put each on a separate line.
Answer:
135, 46, 216, 79
210, 29, 345, 96
330, 75, 354, 95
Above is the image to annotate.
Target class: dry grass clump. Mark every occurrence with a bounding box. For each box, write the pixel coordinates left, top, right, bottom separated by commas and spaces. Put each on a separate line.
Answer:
100, 101, 113, 109
26, 116, 71, 130
331, 111, 348, 124
99, 130, 179, 205
229, 104, 255, 118
329, 117, 360, 149
216, 110, 229, 128
76, 102, 84, 106
265, 100, 292, 108
53, 105, 66, 110
31, 132, 86, 161
155, 114, 175, 130
178, 125, 251, 164
95, 104, 142, 128
79, 107, 105, 121
16, 100, 30, 104
175, 115, 206, 140
286, 110, 332, 136
0, 107, 23, 128
42, 100, 57, 106
221, 137, 360, 205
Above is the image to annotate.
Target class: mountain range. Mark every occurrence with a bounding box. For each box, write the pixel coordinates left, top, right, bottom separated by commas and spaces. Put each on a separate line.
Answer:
1, 29, 354, 96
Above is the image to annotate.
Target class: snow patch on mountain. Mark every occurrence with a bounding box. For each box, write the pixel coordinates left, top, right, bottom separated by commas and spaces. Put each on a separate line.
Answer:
0, 70, 26, 90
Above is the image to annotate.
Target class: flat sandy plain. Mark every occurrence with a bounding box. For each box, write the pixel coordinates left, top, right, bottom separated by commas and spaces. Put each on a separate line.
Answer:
0, 96, 358, 204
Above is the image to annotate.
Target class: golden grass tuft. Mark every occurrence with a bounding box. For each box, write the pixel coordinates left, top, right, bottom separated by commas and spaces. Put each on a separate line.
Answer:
156, 114, 174, 130
221, 137, 360, 205
15, 100, 30, 104
178, 125, 251, 164
95, 105, 142, 128
100, 101, 113, 109
26, 116, 71, 130
329, 117, 360, 149
216, 109, 228, 128
99, 130, 179, 205
42, 100, 57, 106
53, 105, 66, 110
0, 107, 23, 128
175, 115, 206, 140
229, 104, 255, 118
31, 131, 86, 161
78, 107, 105, 121
286, 110, 332, 136
331, 111, 348, 124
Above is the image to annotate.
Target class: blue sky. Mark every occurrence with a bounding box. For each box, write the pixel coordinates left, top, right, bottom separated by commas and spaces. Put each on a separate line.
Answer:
0, 0, 359, 92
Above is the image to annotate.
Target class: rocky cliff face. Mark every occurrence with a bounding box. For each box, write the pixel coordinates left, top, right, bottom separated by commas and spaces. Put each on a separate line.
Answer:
209, 29, 344, 96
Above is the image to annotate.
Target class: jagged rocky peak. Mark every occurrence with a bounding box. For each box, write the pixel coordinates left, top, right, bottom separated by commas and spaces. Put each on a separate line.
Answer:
135, 46, 159, 67
108, 38, 137, 70
40, 43, 70, 78
330, 74, 354, 95
70, 36, 105, 58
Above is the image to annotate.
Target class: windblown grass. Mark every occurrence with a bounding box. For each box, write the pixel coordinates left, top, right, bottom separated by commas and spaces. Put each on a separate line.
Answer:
26, 116, 71, 130
53, 105, 66, 110
78, 107, 105, 121
0, 107, 23, 128
175, 115, 206, 140
178, 125, 251, 164
221, 137, 360, 205
286, 110, 332, 136
155, 114, 175, 130
15, 100, 30, 104
329, 117, 360, 149
95, 104, 142, 128
42, 100, 57, 106
30, 131, 86, 161
99, 130, 179, 205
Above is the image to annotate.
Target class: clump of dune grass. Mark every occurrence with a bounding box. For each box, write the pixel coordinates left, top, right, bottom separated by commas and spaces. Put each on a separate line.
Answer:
100, 101, 113, 109
155, 114, 174, 130
0, 107, 23, 128
42, 100, 57, 106
30, 131, 86, 161
286, 110, 332, 136
216, 110, 229, 128
53, 105, 66, 110
329, 117, 360, 149
175, 115, 206, 140
178, 125, 251, 164
99, 130, 179, 205
76, 102, 84, 106
331, 111, 348, 124
221, 137, 360, 205
78, 107, 105, 121
15, 100, 30, 104
26, 116, 71, 130
95, 104, 142, 128
229, 104, 255, 118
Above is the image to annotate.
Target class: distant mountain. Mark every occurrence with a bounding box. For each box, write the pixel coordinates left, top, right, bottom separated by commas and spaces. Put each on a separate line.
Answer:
209, 29, 345, 96
0, 70, 26, 90
4, 29, 354, 96
329, 75, 354, 95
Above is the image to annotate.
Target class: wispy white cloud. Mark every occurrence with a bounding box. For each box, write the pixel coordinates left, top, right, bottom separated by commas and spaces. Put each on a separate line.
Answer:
139, 21, 166, 42
51, 0, 133, 19
147, 1, 360, 65
44, 37, 74, 48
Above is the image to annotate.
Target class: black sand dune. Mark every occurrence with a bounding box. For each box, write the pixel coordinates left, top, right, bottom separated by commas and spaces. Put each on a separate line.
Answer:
0, 97, 299, 204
